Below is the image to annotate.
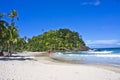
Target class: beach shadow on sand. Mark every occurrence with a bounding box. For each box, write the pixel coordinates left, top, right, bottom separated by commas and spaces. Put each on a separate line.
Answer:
0, 56, 35, 61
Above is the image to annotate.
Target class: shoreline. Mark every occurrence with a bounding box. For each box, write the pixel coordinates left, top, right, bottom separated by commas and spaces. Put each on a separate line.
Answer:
0, 52, 120, 80
35, 54, 120, 73
32, 52, 120, 75
33, 52, 120, 75
15, 51, 120, 73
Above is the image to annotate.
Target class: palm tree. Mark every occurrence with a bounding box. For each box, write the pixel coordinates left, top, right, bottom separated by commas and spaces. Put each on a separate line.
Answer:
0, 13, 8, 53
7, 9, 19, 56
5, 26, 19, 56
8, 9, 18, 26
0, 13, 5, 37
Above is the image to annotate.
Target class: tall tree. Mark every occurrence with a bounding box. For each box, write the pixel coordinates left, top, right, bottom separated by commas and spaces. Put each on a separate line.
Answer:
5, 26, 19, 54
0, 13, 8, 52
8, 9, 18, 26
7, 9, 19, 56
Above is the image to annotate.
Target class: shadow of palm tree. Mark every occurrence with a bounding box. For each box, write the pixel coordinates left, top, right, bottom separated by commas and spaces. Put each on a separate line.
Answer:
0, 56, 35, 61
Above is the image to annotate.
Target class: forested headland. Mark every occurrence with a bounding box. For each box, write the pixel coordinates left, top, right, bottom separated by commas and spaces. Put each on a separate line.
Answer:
27, 29, 89, 51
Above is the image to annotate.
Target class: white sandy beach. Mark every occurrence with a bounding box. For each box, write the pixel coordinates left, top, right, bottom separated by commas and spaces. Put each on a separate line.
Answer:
0, 52, 120, 80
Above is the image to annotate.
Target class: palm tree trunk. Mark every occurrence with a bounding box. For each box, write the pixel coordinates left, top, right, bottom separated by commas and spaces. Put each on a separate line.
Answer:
0, 44, 2, 52
9, 41, 13, 56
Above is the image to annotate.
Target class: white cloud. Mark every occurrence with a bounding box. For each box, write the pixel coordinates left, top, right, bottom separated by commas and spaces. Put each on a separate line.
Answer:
117, 43, 120, 45
86, 40, 120, 45
94, 0, 101, 6
82, 0, 101, 6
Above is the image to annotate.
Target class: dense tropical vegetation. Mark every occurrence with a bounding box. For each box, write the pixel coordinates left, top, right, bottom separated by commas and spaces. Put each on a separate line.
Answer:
0, 10, 26, 56
26, 29, 89, 51
0, 10, 89, 56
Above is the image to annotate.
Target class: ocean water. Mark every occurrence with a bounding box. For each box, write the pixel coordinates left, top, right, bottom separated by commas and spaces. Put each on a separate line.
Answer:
51, 47, 120, 66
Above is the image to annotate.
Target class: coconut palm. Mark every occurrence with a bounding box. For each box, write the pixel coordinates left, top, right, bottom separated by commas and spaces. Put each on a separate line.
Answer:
5, 26, 19, 56
6, 9, 19, 56
8, 9, 18, 26
0, 13, 8, 52
0, 13, 5, 37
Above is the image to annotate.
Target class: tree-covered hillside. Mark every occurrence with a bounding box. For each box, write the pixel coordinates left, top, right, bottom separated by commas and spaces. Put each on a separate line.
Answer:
26, 28, 89, 51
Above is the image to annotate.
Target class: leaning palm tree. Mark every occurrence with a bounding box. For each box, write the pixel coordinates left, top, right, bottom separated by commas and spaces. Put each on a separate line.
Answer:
7, 9, 19, 56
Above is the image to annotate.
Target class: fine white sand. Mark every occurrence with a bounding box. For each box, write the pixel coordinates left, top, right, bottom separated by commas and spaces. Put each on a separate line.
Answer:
0, 52, 120, 80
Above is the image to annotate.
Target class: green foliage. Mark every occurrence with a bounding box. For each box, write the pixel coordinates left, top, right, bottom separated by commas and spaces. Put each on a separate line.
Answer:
0, 10, 26, 53
26, 28, 87, 51
0, 10, 88, 53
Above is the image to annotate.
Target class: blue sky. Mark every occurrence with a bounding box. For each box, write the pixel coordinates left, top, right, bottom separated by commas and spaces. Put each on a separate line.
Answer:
1, 0, 120, 48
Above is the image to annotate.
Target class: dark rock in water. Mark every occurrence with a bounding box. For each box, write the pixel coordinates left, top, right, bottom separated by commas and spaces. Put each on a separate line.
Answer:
78, 45, 90, 51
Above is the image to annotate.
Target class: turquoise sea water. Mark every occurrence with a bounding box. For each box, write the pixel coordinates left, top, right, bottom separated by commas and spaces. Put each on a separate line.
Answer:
51, 48, 120, 66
